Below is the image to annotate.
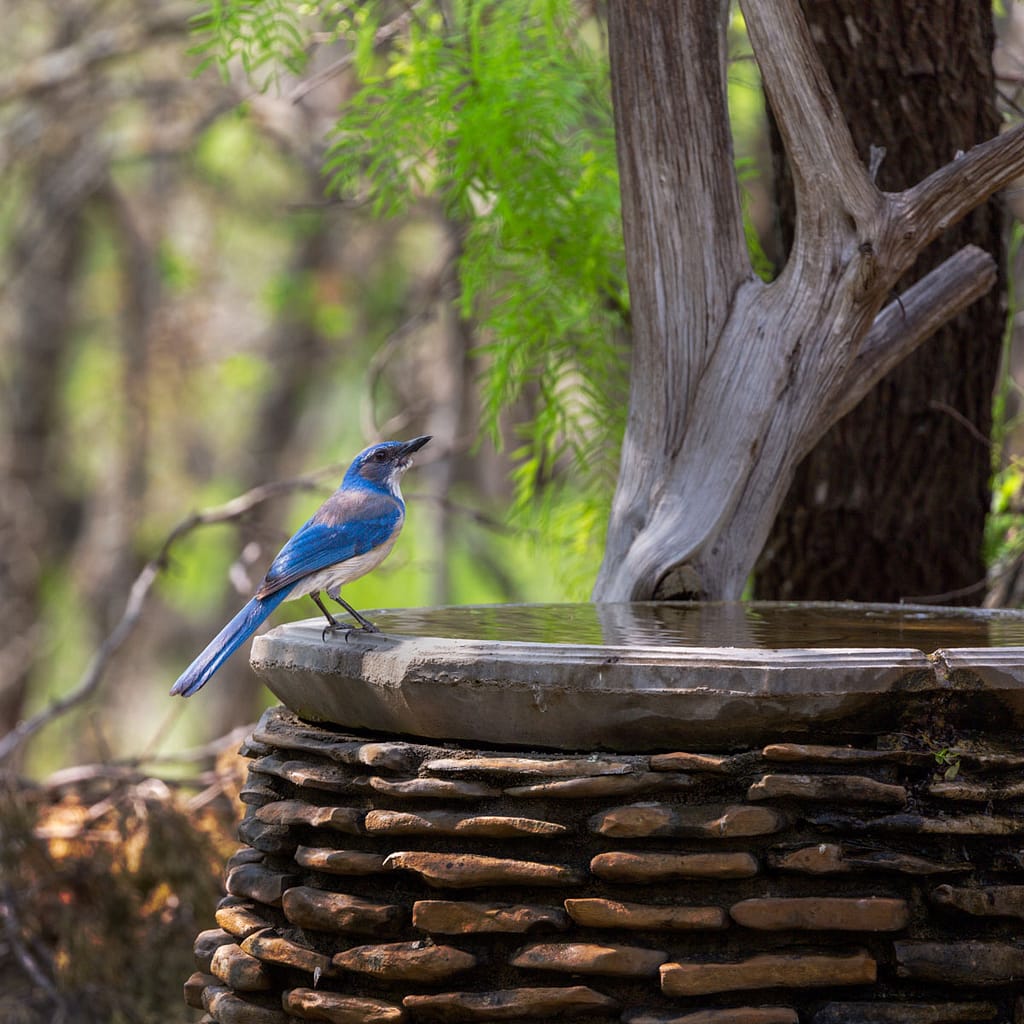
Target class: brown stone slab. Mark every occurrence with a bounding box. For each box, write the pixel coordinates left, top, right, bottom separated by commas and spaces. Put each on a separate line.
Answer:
564, 898, 727, 931
413, 900, 571, 934
649, 751, 736, 774
730, 897, 909, 931
929, 779, 1024, 801
841, 849, 973, 875
203, 986, 290, 1024
762, 743, 911, 764
225, 863, 299, 907
216, 899, 274, 940
284, 987, 407, 1023
812, 1002, 998, 1023
333, 940, 478, 982
255, 799, 363, 834
931, 883, 1024, 920
240, 780, 281, 805
402, 985, 619, 1020
627, 1009, 799, 1024
505, 773, 692, 799
369, 777, 502, 800
894, 940, 1024, 984
249, 754, 354, 793
184, 971, 216, 1010
364, 809, 568, 838
227, 847, 266, 869
424, 755, 638, 777
511, 941, 667, 977
210, 942, 273, 991
748, 774, 906, 805
820, 812, 1024, 835
661, 951, 876, 996
591, 803, 783, 839
295, 846, 388, 875
194, 927, 235, 972
241, 932, 332, 977
768, 844, 850, 874
356, 741, 424, 773
384, 851, 584, 888
237, 817, 295, 856
591, 851, 759, 882
282, 886, 405, 934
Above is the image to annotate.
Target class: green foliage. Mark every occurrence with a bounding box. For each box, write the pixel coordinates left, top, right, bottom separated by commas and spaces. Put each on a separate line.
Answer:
324, 0, 629, 516
189, 0, 310, 87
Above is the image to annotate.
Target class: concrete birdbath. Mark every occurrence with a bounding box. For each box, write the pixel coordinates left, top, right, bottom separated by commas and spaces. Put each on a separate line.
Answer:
187, 602, 1024, 1024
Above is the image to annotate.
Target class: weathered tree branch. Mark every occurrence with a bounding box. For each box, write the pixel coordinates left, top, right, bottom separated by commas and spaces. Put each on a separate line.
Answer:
742, 0, 880, 228
894, 122, 1024, 259
834, 246, 997, 430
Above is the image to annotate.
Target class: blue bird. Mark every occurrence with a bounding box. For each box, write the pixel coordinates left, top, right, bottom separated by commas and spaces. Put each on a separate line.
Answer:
170, 435, 431, 698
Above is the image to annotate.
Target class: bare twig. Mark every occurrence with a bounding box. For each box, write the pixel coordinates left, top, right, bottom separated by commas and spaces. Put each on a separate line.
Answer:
0, 474, 336, 766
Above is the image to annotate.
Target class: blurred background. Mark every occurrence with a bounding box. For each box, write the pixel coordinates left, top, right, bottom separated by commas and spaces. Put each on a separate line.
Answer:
4, 3, 1024, 1017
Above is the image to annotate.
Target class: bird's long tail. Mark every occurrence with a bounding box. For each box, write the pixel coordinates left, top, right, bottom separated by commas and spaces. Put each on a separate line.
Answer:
170, 588, 291, 698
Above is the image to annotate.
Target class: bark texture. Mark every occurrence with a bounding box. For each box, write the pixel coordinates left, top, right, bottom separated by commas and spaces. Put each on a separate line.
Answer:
594, 0, 1022, 601
756, 1, 1003, 604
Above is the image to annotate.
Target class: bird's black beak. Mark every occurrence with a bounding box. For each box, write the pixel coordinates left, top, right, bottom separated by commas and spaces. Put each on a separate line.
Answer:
399, 435, 431, 457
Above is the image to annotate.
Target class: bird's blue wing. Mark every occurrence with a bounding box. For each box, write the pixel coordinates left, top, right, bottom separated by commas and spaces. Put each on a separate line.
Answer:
255, 490, 402, 599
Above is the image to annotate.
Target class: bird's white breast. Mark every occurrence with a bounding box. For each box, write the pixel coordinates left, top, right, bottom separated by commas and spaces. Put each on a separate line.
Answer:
291, 533, 400, 599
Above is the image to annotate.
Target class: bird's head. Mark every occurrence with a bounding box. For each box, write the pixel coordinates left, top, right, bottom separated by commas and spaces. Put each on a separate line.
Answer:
346, 435, 431, 491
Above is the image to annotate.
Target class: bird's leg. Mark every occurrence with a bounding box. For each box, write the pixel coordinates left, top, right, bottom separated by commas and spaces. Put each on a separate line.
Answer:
328, 589, 379, 633
310, 592, 347, 641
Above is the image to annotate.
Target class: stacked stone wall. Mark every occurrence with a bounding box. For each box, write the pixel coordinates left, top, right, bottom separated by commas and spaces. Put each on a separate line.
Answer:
186, 706, 1024, 1023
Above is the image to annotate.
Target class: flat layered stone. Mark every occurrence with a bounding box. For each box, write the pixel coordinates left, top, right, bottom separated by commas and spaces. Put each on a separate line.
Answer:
369, 777, 501, 800
841, 849, 972, 875
240, 780, 281, 805
402, 986, 619, 1020
240, 933, 333, 976
812, 1002, 998, 1023
255, 799, 363, 834
249, 754, 354, 793
282, 886, 405, 934
295, 846, 387, 875
237, 817, 295, 855
357, 741, 424, 773
591, 851, 759, 882
815, 812, 1024, 835
423, 755, 638, 777
364, 810, 567, 838
591, 803, 783, 839
661, 951, 876, 996
284, 991, 407, 1024
511, 941, 667, 977
928, 779, 1024, 801
564, 898, 727, 931
649, 751, 736, 774
762, 743, 913, 765
227, 847, 266, 869
284, 987, 406, 1023
413, 900, 571, 934
384, 851, 584, 888
216, 899, 274, 940
768, 844, 850, 874
184, 971, 216, 1009
226, 863, 299, 907
748, 774, 906, 805
203, 986, 290, 1024
333, 940, 478, 982
210, 942, 273, 991
931, 884, 1024, 920
894, 940, 1024, 984
730, 897, 908, 932
505, 773, 692, 799
627, 1009, 799, 1024
194, 927, 235, 972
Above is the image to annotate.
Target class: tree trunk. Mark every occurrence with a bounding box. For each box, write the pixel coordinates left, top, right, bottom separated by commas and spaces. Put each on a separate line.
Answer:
755, 0, 1003, 605
593, 0, 1023, 602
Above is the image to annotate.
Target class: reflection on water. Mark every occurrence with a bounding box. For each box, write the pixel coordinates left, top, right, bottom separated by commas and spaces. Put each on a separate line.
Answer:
370, 602, 1024, 651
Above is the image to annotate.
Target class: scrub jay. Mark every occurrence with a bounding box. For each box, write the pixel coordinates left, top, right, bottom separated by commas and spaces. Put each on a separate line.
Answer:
170, 435, 430, 698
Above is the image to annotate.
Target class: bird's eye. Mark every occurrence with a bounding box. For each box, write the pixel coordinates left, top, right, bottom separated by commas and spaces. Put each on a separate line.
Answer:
372, 449, 388, 461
